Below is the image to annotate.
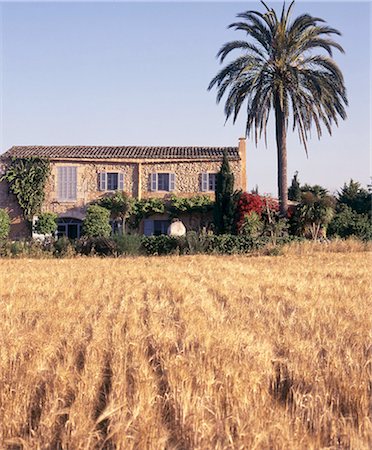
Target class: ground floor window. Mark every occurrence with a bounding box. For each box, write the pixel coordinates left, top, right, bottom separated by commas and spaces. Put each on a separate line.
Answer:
143, 219, 170, 236
57, 218, 82, 239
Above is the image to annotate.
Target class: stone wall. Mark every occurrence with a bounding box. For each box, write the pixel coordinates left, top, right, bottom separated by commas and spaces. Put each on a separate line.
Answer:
42, 158, 242, 218
1, 156, 243, 237
140, 159, 242, 198
43, 161, 138, 219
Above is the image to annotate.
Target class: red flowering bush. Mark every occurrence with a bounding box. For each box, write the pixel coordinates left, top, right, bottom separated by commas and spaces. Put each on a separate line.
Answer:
236, 193, 279, 232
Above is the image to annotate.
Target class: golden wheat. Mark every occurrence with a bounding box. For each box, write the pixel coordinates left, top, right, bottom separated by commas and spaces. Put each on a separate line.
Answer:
0, 247, 371, 449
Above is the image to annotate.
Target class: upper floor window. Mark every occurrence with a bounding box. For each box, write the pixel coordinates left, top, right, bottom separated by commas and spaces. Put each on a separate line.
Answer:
201, 173, 217, 192
99, 172, 124, 191
151, 173, 175, 192
57, 166, 77, 201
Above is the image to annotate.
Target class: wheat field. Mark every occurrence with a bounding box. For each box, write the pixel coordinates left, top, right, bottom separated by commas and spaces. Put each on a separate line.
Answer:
0, 247, 371, 449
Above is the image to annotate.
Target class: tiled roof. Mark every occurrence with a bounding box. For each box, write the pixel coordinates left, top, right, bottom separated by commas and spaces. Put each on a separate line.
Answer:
1, 145, 240, 161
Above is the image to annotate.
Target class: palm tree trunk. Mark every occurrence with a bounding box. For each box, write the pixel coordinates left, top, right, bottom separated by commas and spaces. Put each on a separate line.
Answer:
275, 96, 288, 217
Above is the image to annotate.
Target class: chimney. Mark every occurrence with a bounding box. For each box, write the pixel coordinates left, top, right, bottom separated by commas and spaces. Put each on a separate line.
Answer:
238, 137, 247, 191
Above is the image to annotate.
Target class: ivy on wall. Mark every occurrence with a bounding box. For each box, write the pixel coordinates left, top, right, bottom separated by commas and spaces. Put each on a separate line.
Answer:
0, 157, 50, 221
168, 194, 214, 218
129, 198, 166, 228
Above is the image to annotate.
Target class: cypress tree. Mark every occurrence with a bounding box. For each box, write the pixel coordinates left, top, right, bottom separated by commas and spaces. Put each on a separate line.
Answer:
288, 171, 302, 202
214, 152, 235, 234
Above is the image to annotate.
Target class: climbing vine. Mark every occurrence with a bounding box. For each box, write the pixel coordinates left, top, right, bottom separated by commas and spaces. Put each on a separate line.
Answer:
169, 194, 214, 217
129, 198, 166, 228
1, 157, 50, 221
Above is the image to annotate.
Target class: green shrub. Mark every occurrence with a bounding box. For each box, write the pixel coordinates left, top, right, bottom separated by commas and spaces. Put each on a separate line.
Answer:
328, 205, 372, 241
53, 237, 76, 258
82, 205, 112, 238
114, 234, 143, 256
141, 235, 180, 255
141, 232, 267, 256
1, 239, 52, 258
0, 240, 11, 257
185, 231, 210, 254
239, 212, 263, 238
206, 234, 259, 254
76, 237, 117, 256
0, 209, 10, 239
34, 212, 58, 235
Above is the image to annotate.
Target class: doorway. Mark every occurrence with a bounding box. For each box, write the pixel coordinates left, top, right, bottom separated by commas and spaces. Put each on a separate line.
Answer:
57, 218, 82, 239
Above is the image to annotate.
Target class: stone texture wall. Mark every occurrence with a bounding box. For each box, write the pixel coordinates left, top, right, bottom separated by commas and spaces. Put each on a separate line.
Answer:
1, 157, 243, 237
43, 161, 138, 219
141, 159, 242, 198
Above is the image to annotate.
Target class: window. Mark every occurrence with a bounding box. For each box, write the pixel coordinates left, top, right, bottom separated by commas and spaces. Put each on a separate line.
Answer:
143, 219, 170, 236
99, 172, 124, 191
157, 173, 169, 191
107, 173, 119, 191
208, 173, 217, 191
150, 173, 175, 192
154, 220, 170, 236
201, 173, 217, 192
58, 166, 77, 201
57, 217, 82, 239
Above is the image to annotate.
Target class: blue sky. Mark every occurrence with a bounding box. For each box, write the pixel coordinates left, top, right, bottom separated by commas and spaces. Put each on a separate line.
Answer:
0, 1, 370, 196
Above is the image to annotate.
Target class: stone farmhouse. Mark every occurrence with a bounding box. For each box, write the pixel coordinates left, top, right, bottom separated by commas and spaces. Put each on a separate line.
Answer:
0, 138, 246, 239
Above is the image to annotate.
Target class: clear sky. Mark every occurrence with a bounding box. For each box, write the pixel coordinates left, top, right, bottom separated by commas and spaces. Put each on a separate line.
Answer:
0, 1, 370, 196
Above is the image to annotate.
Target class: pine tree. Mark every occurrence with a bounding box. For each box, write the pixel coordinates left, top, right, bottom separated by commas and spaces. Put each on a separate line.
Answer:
214, 152, 235, 234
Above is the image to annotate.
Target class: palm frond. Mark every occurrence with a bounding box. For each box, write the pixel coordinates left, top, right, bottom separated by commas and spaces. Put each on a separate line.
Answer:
208, 1, 347, 154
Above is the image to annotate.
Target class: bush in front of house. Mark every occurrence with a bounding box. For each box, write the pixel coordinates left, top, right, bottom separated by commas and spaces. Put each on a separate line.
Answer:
34, 212, 58, 236
75, 236, 117, 256
82, 205, 112, 238
206, 234, 263, 254
141, 235, 182, 255
140, 233, 266, 256
0, 239, 53, 258
185, 231, 211, 254
53, 236, 76, 258
0, 209, 10, 240
113, 233, 143, 256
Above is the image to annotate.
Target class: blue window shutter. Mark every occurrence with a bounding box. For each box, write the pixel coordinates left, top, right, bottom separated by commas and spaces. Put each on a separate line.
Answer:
57, 167, 64, 200
63, 167, 68, 200
118, 173, 124, 191
201, 173, 208, 192
99, 172, 107, 191
169, 173, 175, 191
144, 219, 154, 236
151, 173, 157, 191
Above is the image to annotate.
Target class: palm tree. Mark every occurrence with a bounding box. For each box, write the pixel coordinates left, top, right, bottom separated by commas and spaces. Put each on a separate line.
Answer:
208, 1, 347, 216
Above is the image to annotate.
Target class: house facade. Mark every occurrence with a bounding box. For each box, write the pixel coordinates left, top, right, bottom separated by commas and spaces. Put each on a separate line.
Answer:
0, 138, 246, 239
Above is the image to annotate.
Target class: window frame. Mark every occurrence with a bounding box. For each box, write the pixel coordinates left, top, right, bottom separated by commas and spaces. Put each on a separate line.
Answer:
208, 173, 217, 192
201, 172, 218, 192
107, 172, 119, 191
151, 172, 175, 192
99, 172, 124, 192
157, 173, 170, 191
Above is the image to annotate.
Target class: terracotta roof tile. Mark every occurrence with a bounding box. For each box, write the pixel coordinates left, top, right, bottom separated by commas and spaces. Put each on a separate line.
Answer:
1, 145, 240, 161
